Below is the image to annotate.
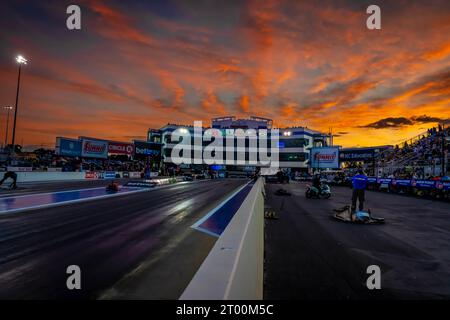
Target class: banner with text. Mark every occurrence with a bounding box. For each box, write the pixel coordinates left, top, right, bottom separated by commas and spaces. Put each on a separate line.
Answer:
310, 147, 340, 169
108, 141, 134, 155
81, 138, 108, 159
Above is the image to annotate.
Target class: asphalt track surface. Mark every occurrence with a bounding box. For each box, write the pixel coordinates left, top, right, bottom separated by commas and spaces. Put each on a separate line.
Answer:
0, 178, 133, 198
0, 178, 247, 299
264, 181, 450, 300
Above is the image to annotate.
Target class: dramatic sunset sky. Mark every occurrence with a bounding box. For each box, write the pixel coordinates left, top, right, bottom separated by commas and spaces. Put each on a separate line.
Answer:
1, 0, 449, 150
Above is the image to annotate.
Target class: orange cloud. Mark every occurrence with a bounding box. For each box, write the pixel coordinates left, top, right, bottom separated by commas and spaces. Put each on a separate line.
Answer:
238, 95, 251, 113
1, 0, 449, 149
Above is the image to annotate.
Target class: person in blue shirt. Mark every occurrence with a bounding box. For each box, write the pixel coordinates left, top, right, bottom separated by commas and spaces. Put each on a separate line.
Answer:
351, 169, 368, 212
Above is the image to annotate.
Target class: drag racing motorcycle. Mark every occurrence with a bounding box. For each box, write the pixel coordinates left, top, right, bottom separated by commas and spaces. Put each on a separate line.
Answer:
305, 183, 331, 199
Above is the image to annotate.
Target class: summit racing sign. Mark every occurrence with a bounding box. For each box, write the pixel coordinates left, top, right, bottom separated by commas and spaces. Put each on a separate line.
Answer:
310, 147, 340, 169
81, 138, 108, 159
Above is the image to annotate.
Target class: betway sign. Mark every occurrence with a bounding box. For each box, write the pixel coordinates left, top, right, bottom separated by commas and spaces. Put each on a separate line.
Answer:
81, 138, 108, 159
108, 141, 134, 155
134, 140, 161, 157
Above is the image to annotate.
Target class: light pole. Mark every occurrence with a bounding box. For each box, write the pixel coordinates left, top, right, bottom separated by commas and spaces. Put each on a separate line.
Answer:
11, 55, 27, 154
442, 123, 446, 176
3, 106, 13, 147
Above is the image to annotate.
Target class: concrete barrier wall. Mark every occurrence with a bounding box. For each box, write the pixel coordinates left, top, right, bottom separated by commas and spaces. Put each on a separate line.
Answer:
16, 171, 86, 183
14, 171, 143, 182
12, 171, 179, 183
180, 177, 265, 300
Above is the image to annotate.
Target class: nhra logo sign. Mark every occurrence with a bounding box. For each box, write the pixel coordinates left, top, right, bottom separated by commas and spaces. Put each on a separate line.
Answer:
81, 139, 108, 159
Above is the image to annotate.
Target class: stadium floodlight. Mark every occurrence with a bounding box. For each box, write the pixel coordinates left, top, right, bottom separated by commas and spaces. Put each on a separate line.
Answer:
180, 128, 189, 134
283, 131, 292, 136
11, 54, 28, 154
16, 55, 28, 65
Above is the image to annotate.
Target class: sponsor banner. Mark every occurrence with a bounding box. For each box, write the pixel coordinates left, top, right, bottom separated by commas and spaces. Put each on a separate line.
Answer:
134, 140, 161, 156
122, 171, 130, 178
129, 172, 142, 178
367, 177, 450, 190
310, 147, 340, 169
47, 167, 63, 172
392, 179, 411, 187
85, 171, 96, 179
108, 141, 134, 155
81, 138, 108, 159
55, 137, 82, 157
339, 149, 375, 162
7, 166, 32, 172
104, 171, 116, 179
414, 180, 436, 188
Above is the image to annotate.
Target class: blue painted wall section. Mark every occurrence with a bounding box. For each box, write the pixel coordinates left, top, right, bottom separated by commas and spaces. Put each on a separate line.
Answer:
0, 187, 141, 214
192, 182, 254, 237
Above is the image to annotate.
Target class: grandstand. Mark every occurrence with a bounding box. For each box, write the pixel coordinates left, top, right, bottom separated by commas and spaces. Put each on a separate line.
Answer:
376, 125, 450, 179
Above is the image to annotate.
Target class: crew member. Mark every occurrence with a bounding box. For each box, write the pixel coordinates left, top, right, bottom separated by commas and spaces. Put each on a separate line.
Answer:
351, 169, 368, 212
0, 171, 18, 189
312, 172, 321, 194
276, 169, 284, 183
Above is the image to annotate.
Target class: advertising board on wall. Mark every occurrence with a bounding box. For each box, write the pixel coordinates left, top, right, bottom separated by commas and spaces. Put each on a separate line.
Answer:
85, 171, 97, 179
310, 147, 340, 169
134, 141, 161, 157
104, 171, 117, 179
7, 166, 33, 172
339, 149, 375, 162
129, 172, 142, 178
55, 137, 82, 157
108, 141, 134, 155
81, 138, 108, 159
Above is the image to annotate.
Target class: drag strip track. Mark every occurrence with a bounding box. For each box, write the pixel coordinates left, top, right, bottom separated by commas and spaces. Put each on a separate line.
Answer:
0, 186, 149, 215
0, 179, 133, 198
0, 179, 247, 299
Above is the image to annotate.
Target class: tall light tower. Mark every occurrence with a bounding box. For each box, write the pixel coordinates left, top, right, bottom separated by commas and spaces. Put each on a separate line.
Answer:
11, 55, 28, 153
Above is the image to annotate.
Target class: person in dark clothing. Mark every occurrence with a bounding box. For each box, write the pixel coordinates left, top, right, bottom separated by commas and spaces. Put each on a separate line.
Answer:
276, 170, 283, 183
0, 171, 18, 189
351, 169, 367, 212
312, 173, 321, 195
